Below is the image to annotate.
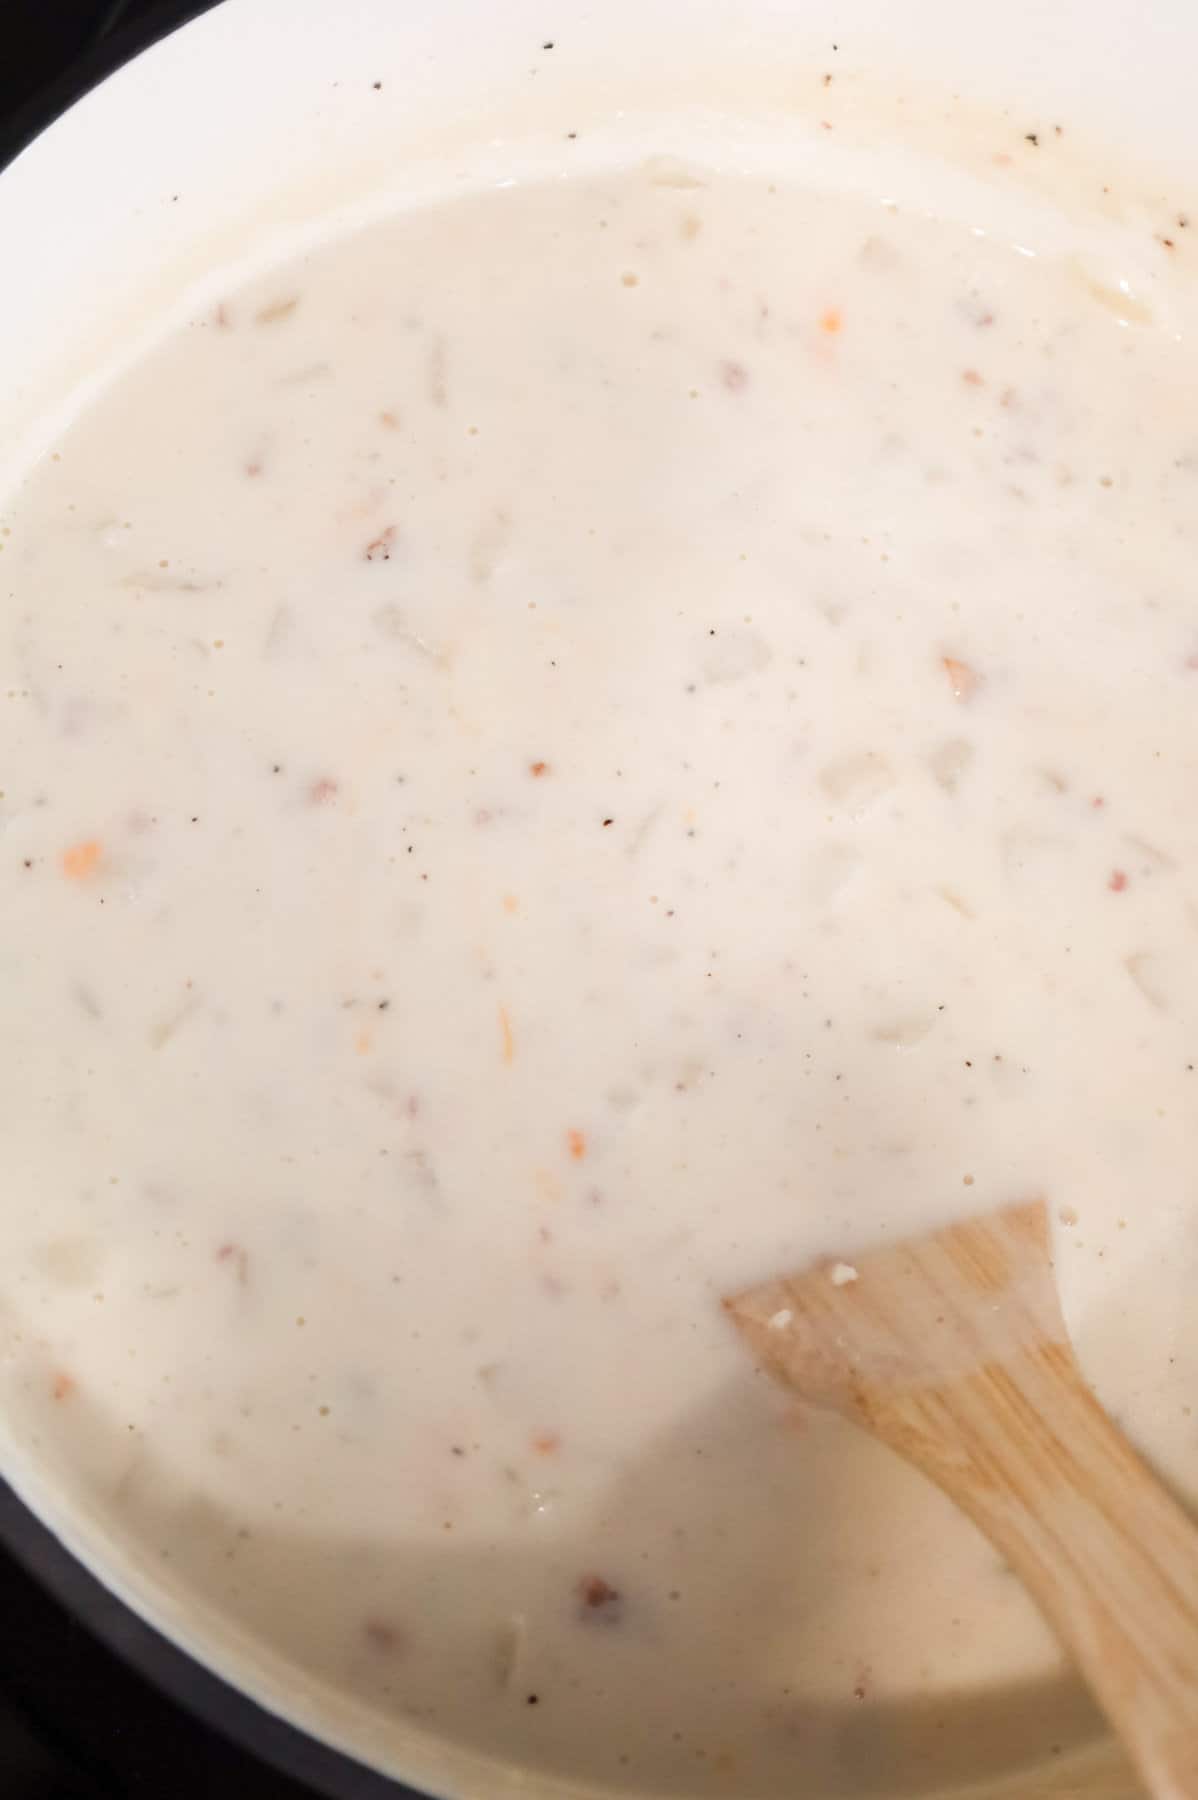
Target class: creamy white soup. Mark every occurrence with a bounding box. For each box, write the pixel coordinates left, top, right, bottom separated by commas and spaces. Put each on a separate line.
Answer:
2, 158, 1197, 1797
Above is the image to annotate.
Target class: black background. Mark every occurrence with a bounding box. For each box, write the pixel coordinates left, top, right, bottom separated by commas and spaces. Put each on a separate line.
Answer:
2, 14, 327, 1796
0, 1, 146, 124
1, 1538, 319, 1799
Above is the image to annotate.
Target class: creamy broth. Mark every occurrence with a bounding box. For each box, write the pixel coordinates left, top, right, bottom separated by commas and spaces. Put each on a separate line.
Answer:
2, 162, 1197, 1795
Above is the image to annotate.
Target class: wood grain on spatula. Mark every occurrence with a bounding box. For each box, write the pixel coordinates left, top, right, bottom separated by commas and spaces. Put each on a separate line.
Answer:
725, 1200, 1198, 1800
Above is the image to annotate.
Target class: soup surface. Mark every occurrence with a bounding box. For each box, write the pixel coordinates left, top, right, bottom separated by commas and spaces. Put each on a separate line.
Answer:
2, 160, 1197, 1795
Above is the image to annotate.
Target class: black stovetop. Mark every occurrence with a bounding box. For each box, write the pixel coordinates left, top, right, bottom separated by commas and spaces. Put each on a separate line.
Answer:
1, 1, 143, 127
2, 19, 334, 1796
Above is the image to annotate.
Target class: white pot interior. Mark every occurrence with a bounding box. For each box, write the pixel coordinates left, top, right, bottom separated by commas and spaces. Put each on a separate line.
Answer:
2, 4, 1195, 1797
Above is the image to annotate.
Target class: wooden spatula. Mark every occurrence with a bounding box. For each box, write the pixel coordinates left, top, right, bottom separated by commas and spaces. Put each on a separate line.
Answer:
725, 1199, 1198, 1800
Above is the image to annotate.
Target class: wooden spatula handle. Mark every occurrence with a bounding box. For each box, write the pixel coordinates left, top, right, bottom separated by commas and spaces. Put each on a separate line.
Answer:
728, 1204, 1198, 1796
868, 1340, 1198, 1800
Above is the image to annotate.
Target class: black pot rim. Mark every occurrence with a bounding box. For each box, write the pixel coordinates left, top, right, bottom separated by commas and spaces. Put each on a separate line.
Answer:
0, 1478, 415, 1798
1, 0, 209, 175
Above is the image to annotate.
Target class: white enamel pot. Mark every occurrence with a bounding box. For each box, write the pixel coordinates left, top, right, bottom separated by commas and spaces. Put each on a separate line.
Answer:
1, 2, 1185, 1795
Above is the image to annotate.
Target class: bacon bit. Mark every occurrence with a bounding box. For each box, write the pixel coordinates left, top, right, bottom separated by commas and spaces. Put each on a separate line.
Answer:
502, 893, 519, 915
1091, 795, 1105, 809
1109, 869, 1128, 892
245, 460, 264, 478
61, 839, 103, 881
532, 1431, 561, 1455
961, 368, 985, 387
365, 525, 396, 562
308, 777, 339, 805
578, 1575, 623, 1622
529, 760, 549, 778
216, 1242, 249, 1285
499, 1004, 515, 1065
942, 656, 981, 702
566, 1129, 587, 1161
819, 307, 843, 334
52, 1372, 76, 1402
720, 360, 749, 392
363, 1618, 404, 1654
